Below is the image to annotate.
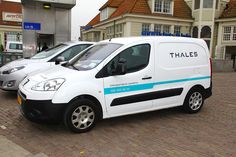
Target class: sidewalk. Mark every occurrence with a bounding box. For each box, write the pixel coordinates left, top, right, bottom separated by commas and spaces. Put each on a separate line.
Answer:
0, 135, 47, 157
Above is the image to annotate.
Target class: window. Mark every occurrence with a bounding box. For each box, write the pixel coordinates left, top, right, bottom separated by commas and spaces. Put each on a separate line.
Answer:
115, 24, 123, 37
105, 44, 151, 76
72, 43, 122, 71
163, 25, 170, 33
55, 44, 92, 61
106, 26, 114, 39
154, 24, 171, 33
192, 26, 198, 38
194, 0, 200, 9
223, 26, 232, 41
100, 8, 108, 21
203, 0, 213, 8
9, 43, 22, 50
154, 24, 162, 32
233, 26, 236, 40
154, 0, 172, 14
142, 23, 150, 32
174, 26, 181, 34
31, 44, 67, 59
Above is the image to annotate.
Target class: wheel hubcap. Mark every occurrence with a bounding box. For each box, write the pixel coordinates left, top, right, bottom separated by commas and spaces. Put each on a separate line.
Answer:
189, 92, 203, 111
71, 105, 95, 130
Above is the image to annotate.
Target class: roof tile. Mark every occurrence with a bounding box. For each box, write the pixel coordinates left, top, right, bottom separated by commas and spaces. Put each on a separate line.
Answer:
220, 0, 236, 18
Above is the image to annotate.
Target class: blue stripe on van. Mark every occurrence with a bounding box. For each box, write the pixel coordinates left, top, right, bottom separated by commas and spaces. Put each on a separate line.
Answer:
104, 76, 210, 95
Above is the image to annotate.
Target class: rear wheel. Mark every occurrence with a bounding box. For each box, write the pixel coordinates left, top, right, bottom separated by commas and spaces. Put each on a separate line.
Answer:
64, 98, 99, 133
183, 88, 204, 113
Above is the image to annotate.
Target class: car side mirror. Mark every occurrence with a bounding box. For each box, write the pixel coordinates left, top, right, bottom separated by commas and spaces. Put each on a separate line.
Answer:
55, 56, 65, 65
113, 58, 127, 75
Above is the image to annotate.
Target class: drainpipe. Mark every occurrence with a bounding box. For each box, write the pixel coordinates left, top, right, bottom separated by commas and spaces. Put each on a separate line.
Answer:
113, 20, 116, 38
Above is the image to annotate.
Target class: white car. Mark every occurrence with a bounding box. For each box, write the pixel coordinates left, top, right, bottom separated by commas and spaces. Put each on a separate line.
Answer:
0, 41, 94, 91
18, 37, 212, 133
5, 41, 23, 53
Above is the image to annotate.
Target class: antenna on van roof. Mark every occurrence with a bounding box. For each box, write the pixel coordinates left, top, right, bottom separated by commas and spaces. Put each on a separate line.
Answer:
109, 38, 112, 42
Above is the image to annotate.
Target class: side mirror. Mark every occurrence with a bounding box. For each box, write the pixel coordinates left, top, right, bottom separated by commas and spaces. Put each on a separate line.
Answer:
112, 58, 127, 75
55, 56, 65, 65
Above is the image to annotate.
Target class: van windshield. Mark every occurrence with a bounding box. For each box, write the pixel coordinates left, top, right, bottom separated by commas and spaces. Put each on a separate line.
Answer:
31, 44, 67, 59
71, 43, 122, 71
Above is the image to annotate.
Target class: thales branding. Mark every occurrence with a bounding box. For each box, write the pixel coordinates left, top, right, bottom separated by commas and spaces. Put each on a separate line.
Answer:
170, 52, 198, 58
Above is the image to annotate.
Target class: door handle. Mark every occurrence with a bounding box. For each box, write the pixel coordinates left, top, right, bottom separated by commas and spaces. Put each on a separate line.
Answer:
142, 76, 152, 80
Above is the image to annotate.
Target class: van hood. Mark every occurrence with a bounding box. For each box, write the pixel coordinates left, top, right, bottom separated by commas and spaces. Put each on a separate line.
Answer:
28, 65, 77, 82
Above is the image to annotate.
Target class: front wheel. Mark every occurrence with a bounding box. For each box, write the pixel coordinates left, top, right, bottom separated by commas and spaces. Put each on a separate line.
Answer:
64, 99, 99, 133
183, 88, 204, 114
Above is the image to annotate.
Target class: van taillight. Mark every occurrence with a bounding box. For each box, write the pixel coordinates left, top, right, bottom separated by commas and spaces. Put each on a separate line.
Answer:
210, 58, 212, 80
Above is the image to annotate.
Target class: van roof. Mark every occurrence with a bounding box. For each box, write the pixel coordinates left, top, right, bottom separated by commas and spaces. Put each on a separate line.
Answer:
64, 41, 95, 46
100, 36, 207, 46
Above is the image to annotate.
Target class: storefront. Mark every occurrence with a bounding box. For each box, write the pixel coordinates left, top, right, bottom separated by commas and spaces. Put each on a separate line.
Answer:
21, 0, 76, 57
0, 2, 23, 49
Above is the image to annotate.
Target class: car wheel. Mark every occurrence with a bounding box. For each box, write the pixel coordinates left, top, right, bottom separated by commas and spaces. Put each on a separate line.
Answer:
183, 88, 204, 114
64, 98, 99, 133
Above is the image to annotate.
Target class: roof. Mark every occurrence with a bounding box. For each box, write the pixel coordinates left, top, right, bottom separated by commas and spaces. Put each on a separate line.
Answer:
100, 0, 124, 10
86, 0, 192, 27
220, 0, 236, 19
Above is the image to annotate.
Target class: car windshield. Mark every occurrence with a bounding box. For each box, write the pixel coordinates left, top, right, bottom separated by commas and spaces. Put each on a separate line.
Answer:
71, 43, 122, 71
31, 44, 67, 59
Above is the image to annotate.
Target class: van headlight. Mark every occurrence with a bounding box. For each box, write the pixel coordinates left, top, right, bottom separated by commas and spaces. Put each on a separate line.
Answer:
31, 78, 65, 91
3, 66, 25, 74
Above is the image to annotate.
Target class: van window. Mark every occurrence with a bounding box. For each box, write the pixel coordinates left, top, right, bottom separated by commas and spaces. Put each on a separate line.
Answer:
72, 43, 122, 71
9, 43, 22, 50
105, 44, 150, 76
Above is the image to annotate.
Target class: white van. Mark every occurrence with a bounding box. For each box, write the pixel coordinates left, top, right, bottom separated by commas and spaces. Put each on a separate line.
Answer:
6, 41, 23, 53
18, 37, 212, 133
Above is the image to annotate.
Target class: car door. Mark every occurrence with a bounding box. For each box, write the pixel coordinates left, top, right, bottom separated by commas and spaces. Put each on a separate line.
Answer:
102, 42, 155, 116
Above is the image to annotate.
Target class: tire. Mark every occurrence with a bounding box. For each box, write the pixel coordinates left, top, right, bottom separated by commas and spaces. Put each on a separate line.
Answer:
64, 98, 100, 133
183, 88, 205, 114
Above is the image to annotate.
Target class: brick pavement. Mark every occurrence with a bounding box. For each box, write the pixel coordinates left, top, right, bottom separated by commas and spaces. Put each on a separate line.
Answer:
0, 73, 236, 157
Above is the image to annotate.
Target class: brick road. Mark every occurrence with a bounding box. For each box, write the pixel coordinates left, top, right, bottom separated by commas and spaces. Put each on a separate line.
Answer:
0, 73, 236, 157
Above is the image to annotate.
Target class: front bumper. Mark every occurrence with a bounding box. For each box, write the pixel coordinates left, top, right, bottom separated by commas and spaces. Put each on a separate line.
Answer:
18, 90, 67, 122
0, 72, 25, 91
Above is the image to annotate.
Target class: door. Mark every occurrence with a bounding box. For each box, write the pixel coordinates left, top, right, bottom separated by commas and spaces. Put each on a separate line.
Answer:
103, 42, 155, 116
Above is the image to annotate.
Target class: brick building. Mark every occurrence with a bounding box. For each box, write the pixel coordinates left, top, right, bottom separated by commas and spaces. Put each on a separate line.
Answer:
81, 0, 236, 61
0, 0, 22, 49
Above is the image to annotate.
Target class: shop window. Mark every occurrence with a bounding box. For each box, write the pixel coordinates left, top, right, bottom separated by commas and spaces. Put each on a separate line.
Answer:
194, 0, 200, 9
192, 26, 198, 38
142, 23, 150, 32
163, 25, 170, 33
203, 0, 213, 8
201, 26, 211, 38
154, 24, 162, 32
174, 26, 181, 34
154, 0, 172, 14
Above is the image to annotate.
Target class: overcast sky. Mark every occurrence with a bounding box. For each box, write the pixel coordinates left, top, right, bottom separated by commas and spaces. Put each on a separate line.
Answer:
71, 0, 107, 40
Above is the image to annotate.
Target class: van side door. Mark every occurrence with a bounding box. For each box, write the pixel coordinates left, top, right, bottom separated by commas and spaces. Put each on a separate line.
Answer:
102, 42, 155, 116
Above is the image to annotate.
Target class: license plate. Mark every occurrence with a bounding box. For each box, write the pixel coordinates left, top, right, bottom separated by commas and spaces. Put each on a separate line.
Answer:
17, 95, 22, 105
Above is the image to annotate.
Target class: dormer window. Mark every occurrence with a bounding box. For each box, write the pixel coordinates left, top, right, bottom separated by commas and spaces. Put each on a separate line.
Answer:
154, 0, 173, 14
100, 8, 108, 21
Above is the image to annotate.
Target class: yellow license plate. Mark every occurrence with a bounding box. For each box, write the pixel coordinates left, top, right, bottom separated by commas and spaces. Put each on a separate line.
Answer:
17, 95, 22, 105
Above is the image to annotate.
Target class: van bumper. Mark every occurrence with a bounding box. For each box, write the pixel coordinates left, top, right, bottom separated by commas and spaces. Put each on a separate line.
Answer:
18, 91, 67, 122
204, 82, 212, 99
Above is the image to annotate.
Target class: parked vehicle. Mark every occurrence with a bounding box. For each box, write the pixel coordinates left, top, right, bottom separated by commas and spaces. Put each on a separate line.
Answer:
18, 37, 212, 133
5, 41, 23, 53
0, 41, 94, 91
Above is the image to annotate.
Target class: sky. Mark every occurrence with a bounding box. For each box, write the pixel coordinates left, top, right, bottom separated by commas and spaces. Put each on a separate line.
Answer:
71, 0, 107, 40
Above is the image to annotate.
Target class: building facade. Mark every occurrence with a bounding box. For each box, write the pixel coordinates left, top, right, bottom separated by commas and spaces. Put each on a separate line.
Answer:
0, 0, 22, 49
81, 0, 236, 61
